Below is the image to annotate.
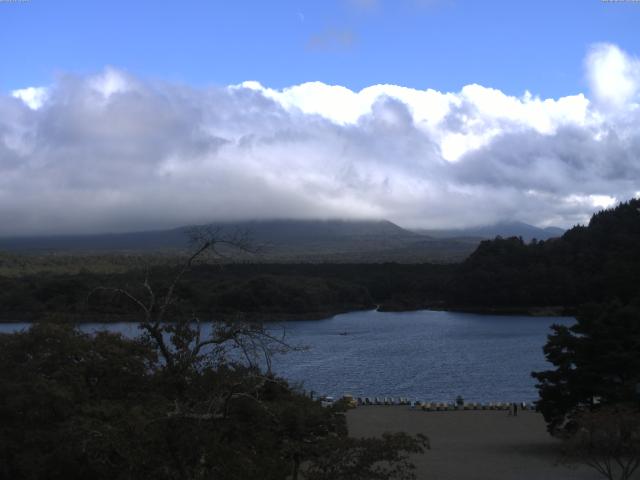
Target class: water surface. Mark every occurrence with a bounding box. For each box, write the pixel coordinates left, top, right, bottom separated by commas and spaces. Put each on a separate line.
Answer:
0, 309, 574, 403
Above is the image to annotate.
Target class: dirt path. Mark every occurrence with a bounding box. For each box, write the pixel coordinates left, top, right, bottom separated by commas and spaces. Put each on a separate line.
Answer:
347, 407, 605, 480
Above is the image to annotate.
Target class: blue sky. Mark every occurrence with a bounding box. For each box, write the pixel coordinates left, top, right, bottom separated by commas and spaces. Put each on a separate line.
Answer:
2, 0, 639, 96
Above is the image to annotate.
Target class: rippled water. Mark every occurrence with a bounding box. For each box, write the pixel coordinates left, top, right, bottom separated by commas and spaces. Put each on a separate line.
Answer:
265, 309, 575, 403
0, 309, 574, 403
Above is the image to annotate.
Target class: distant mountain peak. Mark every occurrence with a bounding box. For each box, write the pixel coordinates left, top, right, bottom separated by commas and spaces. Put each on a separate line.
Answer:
413, 221, 565, 242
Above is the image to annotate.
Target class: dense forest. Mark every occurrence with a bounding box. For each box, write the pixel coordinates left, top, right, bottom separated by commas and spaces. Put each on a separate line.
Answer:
0, 198, 638, 321
450, 198, 640, 310
0, 263, 452, 321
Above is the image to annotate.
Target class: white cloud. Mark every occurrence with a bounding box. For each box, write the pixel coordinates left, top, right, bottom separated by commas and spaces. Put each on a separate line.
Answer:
89, 67, 132, 99
2, 43, 640, 236
589, 194, 617, 209
586, 43, 640, 109
240, 80, 592, 162
11, 87, 49, 110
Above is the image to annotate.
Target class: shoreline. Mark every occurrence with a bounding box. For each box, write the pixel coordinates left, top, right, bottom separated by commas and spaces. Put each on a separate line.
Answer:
0, 304, 575, 324
0, 306, 371, 324
420, 304, 575, 317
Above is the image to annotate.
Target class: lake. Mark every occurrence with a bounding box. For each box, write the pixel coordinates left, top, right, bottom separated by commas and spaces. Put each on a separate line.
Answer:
0, 309, 574, 403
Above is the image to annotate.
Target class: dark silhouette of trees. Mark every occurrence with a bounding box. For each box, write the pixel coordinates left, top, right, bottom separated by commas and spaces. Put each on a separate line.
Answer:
450, 198, 640, 310
532, 300, 640, 435
0, 229, 428, 480
562, 406, 640, 480
532, 299, 640, 480
3, 198, 640, 321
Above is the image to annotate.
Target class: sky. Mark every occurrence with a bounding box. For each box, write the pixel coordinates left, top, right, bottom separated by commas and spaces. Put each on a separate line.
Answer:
1, 0, 640, 235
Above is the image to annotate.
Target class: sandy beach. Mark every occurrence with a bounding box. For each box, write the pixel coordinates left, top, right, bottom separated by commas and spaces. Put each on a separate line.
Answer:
347, 406, 605, 480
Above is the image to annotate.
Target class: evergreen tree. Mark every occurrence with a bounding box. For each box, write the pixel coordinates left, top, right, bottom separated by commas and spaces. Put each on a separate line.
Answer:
532, 300, 640, 434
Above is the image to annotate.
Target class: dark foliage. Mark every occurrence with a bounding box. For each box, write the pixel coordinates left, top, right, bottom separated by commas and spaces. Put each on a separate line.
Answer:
304, 432, 429, 480
0, 323, 427, 480
0, 263, 452, 321
450, 198, 640, 309
563, 405, 640, 480
2, 198, 640, 322
532, 300, 640, 434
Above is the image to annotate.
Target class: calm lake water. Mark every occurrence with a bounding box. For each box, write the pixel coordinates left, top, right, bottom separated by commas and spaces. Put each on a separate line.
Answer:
0, 309, 574, 403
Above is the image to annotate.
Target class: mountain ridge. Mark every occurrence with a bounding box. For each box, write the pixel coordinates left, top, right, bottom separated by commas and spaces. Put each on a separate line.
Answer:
0, 219, 416, 252
0, 218, 563, 263
414, 221, 565, 242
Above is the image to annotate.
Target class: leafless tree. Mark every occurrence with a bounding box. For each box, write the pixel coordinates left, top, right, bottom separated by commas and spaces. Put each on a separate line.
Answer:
89, 225, 291, 372
562, 405, 640, 480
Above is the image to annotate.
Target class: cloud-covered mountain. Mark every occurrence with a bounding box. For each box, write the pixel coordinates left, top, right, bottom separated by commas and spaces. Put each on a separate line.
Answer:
3, 43, 640, 236
0, 219, 414, 250
0, 219, 479, 263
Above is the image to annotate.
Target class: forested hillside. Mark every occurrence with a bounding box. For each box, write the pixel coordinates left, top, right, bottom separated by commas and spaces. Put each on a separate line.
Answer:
0, 199, 638, 321
449, 198, 640, 310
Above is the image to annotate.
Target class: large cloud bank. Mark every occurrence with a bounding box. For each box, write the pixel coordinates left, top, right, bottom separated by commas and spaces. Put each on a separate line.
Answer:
3, 43, 640, 236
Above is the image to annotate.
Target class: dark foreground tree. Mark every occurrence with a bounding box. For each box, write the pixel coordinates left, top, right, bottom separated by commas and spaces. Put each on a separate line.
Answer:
304, 432, 429, 480
533, 300, 640, 434
563, 406, 640, 480
532, 300, 640, 479
0, 229, 428, 480
0, 322, 428, 480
